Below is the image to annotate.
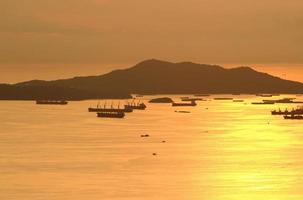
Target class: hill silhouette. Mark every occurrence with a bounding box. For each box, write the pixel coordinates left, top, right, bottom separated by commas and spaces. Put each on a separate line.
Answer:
1, 59, 303, 100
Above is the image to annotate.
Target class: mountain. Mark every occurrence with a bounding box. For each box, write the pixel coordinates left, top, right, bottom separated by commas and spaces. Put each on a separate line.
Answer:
1, 59, 303, 100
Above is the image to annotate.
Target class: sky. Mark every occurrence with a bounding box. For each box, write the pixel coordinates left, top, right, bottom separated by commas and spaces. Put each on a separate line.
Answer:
0, 0, 303, 83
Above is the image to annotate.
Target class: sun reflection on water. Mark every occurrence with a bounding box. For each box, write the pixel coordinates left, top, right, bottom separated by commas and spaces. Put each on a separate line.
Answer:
1, 96, 303, 200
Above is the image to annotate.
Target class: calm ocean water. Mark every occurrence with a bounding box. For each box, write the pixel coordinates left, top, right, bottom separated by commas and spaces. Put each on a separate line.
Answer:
1, 95, 303, 200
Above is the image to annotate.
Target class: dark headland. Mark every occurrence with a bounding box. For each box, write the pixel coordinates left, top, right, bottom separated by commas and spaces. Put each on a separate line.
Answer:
1, 59, 303, 100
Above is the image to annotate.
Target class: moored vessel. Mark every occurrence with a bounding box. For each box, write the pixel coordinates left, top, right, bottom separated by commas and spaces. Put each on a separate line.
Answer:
252, 102, 275, 105
233, 100, 244, 102
256, 94, 273, 97
214, 97, 233, 100
273, 98, 303, 104
97, 111, 125, 118
89, 101, 133, 113
125, 101, 147, 110
272, 106, 303, 115
175, 110, 191, 113
263, 98, 302, 104
284, 115, 303, 120
181, 97, 204, 101
88, 107, 133, 113
172, 100, 197, 107
36, 100, 68, 105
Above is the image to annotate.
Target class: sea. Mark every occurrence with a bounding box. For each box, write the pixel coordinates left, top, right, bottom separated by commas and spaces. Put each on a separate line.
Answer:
1, 95, 303, 200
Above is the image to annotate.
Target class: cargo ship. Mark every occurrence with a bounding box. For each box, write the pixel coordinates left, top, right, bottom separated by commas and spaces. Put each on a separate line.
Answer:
272, 106, 303, 115
125, 101, 146, 110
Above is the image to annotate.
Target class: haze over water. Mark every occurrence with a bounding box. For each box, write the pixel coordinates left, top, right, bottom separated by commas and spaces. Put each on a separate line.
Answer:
1, 95, 303, 200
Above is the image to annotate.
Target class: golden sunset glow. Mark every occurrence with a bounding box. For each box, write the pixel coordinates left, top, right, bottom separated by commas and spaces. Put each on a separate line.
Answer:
1, 0, 303, 83
2, 97, 303, 200
1, 1, 303, 200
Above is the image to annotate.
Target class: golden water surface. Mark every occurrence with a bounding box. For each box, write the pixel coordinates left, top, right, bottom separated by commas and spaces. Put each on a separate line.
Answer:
1, 95, 303, 200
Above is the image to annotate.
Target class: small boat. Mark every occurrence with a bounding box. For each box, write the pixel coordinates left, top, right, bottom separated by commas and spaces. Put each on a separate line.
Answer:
264, 98, 303, 104
172, 100, 197, 107
256, 94, 273, 97
284, 115, 303, 120
233, 100, 244, 102
276, 99, 303, 104
36, 100, 68, 105
141, 134, 150, 137
175, 111, 191, 113
214, 98, 233, 100
252, 102, 275, 105
181, 97, 204, 101
262, 100, 276, 104
97, 111, 125, 118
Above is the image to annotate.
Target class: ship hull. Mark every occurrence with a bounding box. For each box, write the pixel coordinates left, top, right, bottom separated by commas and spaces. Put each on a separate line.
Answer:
88, 108, 133, 113
172, 103, 197, 107
284, 115, 303, 120
252, 102, 275, 105
97, 112, 125, 118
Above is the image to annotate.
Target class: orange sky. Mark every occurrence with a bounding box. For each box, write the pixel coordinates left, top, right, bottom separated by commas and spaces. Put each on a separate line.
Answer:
0, 0, 303, 83
1, 62, 302, 84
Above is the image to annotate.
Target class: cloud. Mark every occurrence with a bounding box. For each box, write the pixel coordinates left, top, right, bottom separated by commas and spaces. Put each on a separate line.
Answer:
0, 0, 302, 65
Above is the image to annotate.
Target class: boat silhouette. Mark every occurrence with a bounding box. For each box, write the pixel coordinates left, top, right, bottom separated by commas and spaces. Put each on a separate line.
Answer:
271, 108, 290, 115
181, 97, 204, 101
256, 94, 273, 97
36, 100, 68, 105
125, 100, 146, 110
233, 100, 244, 102
284, 114, 303, 120
172, 100, 197, 107
264, 98, 303, 104
175, 110, 191, 113
214, 97, 233, 100
252, 101, 275, 105
272, 106, 303, 115
97, 111, 125, 118
88, 101, 133, 113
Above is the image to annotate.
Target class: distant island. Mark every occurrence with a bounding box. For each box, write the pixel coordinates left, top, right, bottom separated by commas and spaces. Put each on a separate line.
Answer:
1, 59, 303, 100
149, 97, 174, 103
